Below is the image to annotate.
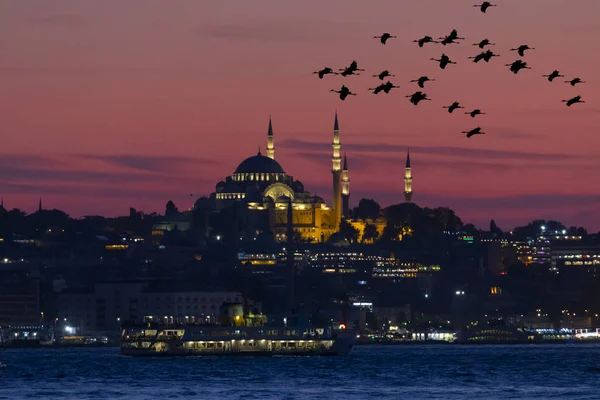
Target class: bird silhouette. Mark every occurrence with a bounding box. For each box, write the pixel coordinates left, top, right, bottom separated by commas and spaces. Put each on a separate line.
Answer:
474, 39, 495, 49
440, 36, 459, 46
542, 70, 564, 82
506, 60, 531, 74
431, 54, 457, 69
469, 52, 487, 63
482, 50, 500, 62
369, 81, 400, 94
474, 2, 497, 13
406, 91, 431, 105
374, 33, 397, 44
312, 67, 337, 79
565, 77, 586, 86
373, 70, 395, 80
369, 83, 387, 94
330, 85, 356, 101
562, 95, 585, 106
382, 81, 400, 93
443, 102, 464, 113
439, 29, 464, 43
410, 76, 435, 88
413, 36, 437, 47
510, 45, 535, 57
466, 109, 486, 118
462, 127, 485, 138
339, 60, 365, 77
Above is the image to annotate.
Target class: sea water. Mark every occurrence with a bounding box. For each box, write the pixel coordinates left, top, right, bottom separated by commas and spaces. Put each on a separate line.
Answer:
1, 344, 600, 399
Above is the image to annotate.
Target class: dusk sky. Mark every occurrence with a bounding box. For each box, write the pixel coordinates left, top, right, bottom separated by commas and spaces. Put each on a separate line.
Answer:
1, 0, 599, 230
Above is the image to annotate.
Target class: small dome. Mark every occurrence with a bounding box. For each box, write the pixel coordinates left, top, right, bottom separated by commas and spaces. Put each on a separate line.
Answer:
235, 152, 285, 174
292, 180, 304, 193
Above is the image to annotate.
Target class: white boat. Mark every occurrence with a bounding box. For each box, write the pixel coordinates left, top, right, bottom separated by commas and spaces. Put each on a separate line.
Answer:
120, 324, 355, 357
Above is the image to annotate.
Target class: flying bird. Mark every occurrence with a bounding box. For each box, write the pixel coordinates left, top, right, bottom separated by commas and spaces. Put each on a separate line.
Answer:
338, 60, 365, 77
466, 109, 486, 118
440, 29, 464, 42
431, 54, 457, 69
369, 81, 400, 94
474, 2, 497, 13
482, 50, 500, 62
440, 36, 459, 46
474, 39, 495, 49
369, 83, 387, 94
374, 33, 396, 44
373, 70, 395, 80
312, 67, 337, 79
510, 45, 535, 57
462, 127, 485, 138
330, 85, 356, 101
406, 91, 431, 105
565, 77, 586, 86
468, 52, 487, 63
443, 102, 464, 113
543, 70, 564, 82
562, 96, 585, 107
413, 36, 437, 47
506, 60, 531, 74
410, 76, 435, 88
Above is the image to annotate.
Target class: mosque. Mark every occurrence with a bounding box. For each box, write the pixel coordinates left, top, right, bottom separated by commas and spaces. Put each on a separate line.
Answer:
186, 113, 414, 243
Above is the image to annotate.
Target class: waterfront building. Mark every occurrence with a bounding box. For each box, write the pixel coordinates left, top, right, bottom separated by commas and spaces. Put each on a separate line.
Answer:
57, 281, 243, 334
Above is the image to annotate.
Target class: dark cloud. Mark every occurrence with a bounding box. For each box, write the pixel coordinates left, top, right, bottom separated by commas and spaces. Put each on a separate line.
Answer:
279, 138, 589, 162
29, 14, 86, 28
1, 181, 172, 200
81, 154, 215, 173
416, 193, 600, 212
0, 153, 216, 185
0, 165, 162, 183
198, 21, 308, 42
292, 152, 369, 170
291, 148, 591, 173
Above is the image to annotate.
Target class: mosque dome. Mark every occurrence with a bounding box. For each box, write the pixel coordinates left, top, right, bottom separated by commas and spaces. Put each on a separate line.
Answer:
235, 152, 285, 174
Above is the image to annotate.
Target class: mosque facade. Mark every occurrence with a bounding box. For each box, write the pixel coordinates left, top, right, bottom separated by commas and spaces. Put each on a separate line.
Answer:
188, 113, 413, 243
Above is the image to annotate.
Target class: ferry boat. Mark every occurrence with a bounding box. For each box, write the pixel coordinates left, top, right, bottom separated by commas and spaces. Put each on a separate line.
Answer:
120, 304, 355, 356
121, 324, 354, 356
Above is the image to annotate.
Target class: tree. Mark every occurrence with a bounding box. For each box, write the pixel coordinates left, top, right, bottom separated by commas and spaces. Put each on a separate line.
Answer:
165, 200, 179, 217
379, 221, 400, 242
490, 219, 503, 237
362, 223, 379, 243
353, 198, 381, 220
338, 220, 359, 243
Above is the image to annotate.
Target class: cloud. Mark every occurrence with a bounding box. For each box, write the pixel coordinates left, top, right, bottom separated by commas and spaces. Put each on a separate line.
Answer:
0, 153, 218, 186
0, 165, 161, 184
416, 193, 600, 212
279, 138, 590, 162
29, 14, 86, 28
1, 181, 174, 200
81, 154, 216, 173
197, 20, 308, 42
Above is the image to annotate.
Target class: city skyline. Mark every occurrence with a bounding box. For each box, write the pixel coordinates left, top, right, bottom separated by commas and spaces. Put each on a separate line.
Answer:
1, 0, 599, 230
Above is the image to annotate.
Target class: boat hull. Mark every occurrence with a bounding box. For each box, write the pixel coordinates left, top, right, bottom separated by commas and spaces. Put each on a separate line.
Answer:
121, 335, 354, 357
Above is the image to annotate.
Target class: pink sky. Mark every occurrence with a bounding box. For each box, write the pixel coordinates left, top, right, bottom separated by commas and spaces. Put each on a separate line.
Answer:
0, 0, 599, 230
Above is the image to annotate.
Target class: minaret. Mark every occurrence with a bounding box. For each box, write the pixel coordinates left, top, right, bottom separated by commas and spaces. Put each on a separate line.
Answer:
331, 111, 342, 229
38, 197, 43, 212
404, 149, 413, 203
341, 153, 350, 219
266, 116, 275, 160
286, 196, 295, 310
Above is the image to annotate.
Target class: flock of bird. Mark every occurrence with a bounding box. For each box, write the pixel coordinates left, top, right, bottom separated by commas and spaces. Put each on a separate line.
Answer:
312, 1, 587, 139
